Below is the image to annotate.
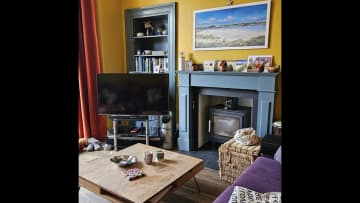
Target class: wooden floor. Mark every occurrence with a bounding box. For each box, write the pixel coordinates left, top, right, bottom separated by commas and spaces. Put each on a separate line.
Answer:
79, 167, 230, 203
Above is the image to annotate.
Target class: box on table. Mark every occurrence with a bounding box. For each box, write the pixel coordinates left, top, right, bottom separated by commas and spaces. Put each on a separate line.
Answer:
218, 138, 261, 183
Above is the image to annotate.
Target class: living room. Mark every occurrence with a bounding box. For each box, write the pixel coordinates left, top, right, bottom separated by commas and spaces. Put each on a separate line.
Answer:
79, 0, 281, 202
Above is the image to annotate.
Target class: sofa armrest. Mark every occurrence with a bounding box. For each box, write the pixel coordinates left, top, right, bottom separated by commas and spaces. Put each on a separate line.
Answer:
214, 156, 282, 203
213, 186, 236, 203
274, 145, 281, 164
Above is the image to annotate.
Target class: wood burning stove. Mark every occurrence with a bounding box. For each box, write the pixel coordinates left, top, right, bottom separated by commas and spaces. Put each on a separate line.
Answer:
209, 106, 251, 144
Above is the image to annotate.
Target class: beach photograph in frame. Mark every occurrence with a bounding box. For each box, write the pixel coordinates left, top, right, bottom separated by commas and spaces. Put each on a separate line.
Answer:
193, 1, 271, 50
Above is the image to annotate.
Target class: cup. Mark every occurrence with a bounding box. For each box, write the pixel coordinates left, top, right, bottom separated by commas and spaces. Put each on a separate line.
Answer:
144, 151, 153, 164
155, 150, 165, 161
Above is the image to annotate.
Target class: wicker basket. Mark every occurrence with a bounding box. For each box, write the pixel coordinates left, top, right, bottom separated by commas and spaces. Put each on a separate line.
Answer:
218, 138, 261, 183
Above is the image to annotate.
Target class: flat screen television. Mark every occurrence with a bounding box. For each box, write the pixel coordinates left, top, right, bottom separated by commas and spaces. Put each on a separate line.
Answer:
96, 73, 169, 116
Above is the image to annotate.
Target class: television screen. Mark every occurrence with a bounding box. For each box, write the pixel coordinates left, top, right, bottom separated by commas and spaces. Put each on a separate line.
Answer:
96, 73, 169, 115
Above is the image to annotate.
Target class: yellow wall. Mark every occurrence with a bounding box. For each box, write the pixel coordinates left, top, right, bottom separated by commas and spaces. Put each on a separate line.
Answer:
95, 0, 125, 73
95, 0, 282, 126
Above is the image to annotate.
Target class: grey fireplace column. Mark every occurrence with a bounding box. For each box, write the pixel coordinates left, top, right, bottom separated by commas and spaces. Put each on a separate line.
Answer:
177, 71, 280, 151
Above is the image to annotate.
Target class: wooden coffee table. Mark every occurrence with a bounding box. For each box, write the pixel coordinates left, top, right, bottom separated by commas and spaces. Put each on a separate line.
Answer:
79, 143, 204, 203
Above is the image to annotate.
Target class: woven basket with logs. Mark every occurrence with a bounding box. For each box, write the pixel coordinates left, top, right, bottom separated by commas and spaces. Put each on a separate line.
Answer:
218, 138, 261, 183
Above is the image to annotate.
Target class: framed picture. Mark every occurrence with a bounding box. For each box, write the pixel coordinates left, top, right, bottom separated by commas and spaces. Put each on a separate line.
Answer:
247, 55, 273, 72
193, 1, 271, 50
203, 60, 217, 72
227, 60, 248, 72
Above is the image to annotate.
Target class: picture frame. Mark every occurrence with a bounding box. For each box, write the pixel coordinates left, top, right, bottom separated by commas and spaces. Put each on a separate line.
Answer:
203, 60, 217, 72
247, 55, 273, 72
227, 60, 248, 72
236, 60, 248, 72
193, 0, 271, 50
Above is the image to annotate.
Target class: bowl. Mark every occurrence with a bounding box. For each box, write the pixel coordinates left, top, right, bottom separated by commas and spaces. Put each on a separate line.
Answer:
136, 32, 144, 37
144, 50, 152, 55
110, 155, 129, 163
110, 155, 137, 167
118, 155, 137, 167
267, 65, 280, 73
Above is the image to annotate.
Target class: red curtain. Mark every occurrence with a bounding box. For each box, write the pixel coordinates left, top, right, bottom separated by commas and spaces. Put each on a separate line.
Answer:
78, 0, 106, 141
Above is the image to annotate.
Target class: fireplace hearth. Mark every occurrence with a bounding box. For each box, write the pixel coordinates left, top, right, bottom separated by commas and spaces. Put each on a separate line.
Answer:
177, 71, 279, 151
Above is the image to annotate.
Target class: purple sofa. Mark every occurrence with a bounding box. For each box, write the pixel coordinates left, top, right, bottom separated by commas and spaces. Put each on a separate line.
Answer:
214, 146, 281, 203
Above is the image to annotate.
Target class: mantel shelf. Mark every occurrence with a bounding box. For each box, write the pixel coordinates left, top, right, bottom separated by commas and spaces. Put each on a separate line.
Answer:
178, 71, 280, 92
177, 70, 280, 76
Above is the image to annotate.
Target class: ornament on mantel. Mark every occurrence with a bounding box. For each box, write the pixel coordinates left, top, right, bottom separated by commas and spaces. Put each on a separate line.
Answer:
226, 0, 234, 6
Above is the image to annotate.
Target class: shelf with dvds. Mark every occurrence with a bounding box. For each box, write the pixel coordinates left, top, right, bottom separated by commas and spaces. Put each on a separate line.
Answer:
134, 56, 169, 73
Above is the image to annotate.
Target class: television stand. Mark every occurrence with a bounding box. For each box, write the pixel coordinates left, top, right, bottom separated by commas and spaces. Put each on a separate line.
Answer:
129, 126, 145, 134
109, 115, 152, 151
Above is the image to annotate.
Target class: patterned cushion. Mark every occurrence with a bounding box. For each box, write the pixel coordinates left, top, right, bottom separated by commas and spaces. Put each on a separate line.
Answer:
228, 186, 281, 203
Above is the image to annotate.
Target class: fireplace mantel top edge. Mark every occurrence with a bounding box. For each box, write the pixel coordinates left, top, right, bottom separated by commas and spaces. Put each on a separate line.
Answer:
177, 71, 280, 77
177, 70, 279, 92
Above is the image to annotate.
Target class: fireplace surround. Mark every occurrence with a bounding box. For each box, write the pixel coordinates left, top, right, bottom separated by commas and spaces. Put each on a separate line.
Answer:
177, 71, 280, 151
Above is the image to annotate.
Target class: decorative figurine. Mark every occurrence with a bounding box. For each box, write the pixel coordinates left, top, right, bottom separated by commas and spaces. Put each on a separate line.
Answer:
226, 0, 234, 6
255, 61, 264, 72
191, 64, 198, 71
267, 65, 280, 73
219, 60, 227, 72
144, 21, 153, 36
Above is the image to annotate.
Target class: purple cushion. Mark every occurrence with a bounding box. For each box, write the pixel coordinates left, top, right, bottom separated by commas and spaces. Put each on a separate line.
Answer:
274, 146, 281, 164
232, 157, 281, 193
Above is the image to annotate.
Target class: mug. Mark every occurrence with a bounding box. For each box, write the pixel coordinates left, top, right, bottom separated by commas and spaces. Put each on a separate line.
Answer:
155, 150, 165, 161
144, 151, 153, 164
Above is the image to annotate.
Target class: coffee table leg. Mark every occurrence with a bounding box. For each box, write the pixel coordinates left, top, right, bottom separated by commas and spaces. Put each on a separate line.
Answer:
193, 176, 200, 193
146, 119, 149, 145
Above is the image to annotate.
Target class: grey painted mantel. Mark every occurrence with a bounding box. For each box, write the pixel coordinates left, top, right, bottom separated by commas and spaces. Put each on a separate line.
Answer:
177, 71, 280, 151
